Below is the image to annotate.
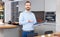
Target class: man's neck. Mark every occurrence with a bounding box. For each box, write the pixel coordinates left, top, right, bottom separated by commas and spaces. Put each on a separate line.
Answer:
25, 10, 30, 12
26, 10, 30, 12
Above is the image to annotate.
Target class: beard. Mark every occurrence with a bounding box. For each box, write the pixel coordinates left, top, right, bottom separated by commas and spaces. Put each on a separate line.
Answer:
26, 7, 30, 11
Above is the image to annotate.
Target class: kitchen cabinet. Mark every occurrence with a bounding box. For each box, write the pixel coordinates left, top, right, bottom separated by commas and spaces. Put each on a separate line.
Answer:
0, 23, 23, 37
34, 23, 56, 35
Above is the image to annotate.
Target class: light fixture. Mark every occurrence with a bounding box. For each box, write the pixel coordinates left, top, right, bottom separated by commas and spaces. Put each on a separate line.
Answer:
41, 35, 45, 37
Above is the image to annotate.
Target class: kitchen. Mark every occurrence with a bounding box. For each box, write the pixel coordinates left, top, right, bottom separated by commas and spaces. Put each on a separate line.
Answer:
0, 0, 60, 37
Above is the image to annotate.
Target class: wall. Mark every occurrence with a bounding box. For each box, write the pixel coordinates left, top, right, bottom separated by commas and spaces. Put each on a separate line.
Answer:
5, 1, 11, 23
56, 0, 60, 32
2, 0, 12, 23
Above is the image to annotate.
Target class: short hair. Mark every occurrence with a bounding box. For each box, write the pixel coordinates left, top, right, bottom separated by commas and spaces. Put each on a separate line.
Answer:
25, 1, 31, 5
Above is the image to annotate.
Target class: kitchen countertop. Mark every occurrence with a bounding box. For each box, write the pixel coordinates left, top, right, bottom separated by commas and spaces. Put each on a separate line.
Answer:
35, 34, 54, 37
0, 24, 17, 29
35, 32, 60, 37
35, 33, 59, 37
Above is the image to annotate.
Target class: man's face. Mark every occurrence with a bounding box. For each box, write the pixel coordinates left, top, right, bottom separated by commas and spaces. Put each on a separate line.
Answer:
25, 3, 31, 11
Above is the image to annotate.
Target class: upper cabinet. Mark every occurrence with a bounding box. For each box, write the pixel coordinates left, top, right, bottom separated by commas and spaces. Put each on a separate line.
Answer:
45, 0, 56, 12
19, 0, 45, 11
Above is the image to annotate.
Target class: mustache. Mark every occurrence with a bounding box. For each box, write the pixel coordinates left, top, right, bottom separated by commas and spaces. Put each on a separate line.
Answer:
27, 7, 30, 8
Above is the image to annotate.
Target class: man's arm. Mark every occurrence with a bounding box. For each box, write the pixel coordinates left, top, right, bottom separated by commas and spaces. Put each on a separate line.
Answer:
32, 13, 37, 24
19, 13, 28, 25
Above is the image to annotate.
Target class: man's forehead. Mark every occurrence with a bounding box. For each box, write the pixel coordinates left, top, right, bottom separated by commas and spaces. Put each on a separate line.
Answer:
25, 3, 31, 5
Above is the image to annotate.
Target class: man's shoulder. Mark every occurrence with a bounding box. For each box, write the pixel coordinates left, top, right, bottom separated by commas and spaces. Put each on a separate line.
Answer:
31, 12, 35, 15
20, 11, 25, 14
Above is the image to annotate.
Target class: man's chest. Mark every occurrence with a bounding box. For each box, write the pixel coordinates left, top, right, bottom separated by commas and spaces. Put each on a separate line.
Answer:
23, 13, 34, 20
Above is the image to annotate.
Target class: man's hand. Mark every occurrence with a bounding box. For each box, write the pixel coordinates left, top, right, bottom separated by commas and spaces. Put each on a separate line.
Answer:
28, 20, 33, 23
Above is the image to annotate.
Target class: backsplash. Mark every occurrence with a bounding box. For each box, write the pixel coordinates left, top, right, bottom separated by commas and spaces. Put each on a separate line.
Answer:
32, 11, 45, 23
13, 11, 45, 23
11, 11, 56, 23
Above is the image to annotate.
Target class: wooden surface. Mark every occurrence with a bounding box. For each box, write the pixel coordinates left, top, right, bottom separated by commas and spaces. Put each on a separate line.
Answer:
35, 32, 60, 37
0, 24, 17, 29
35, 34, 54, 37
54, 32, 60, 37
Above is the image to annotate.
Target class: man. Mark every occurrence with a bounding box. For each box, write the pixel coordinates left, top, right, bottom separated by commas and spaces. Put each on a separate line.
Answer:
19, 1, 37, 37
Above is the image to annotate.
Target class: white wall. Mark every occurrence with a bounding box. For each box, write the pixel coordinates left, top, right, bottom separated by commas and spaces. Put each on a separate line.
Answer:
19, 0, 45, 11
4, 1, 11, 23
45, 0, 56, 12
2, 0, 12, 23
56, 0, 60, 32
